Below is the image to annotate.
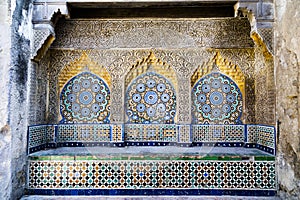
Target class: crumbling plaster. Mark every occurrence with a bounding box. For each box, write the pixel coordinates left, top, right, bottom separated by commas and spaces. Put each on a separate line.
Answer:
275, 0, 300, 199
0, 0, 13, 199
0, 0, 33, 199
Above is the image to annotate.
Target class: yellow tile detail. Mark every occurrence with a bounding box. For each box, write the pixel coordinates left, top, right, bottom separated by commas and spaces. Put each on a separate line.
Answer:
125, 52, 177, 92
191, 51, 245, 97
58, 52, 111, 92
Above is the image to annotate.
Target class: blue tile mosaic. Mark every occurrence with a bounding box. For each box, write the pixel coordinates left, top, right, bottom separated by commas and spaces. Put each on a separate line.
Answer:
192, 72, 243, 125
192, 125, 244, 143
126, 72, 176, 124
28, 159, 276, 195
57, 124, 111, 143
28, 124, 276, 154
60, 72, 110, 123
27, 188, 276, 196
125, 124, 177, 142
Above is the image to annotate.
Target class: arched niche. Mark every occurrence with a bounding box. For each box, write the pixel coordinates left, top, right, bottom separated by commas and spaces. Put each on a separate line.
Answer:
60, 72, 110, 123
125, 72, 176, 124
192, 72, 243, 125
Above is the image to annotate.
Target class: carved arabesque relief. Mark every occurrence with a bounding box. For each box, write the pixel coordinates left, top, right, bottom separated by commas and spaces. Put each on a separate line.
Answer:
217, 49, 256, 124
252, 32, 275, 125
52, 18, 253, 49
46, 17, 257, 124
47, 48, 257, 124
32, 29, 55, 60
58, 52, 111, 92
191, 52, 245, 96
28, 52, 50, 125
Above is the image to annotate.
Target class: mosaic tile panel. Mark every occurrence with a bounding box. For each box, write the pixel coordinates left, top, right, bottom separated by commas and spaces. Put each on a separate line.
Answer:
28, 124, 276, 154
256, 126, 275, 149
28, 125, 55, 148
192, 125, 244, 143
246, 125, 257, 144
192, 72, 243, 125
111, 124, 124, 142
28, 159, 276, 190
57, 124, 111, 143
178, 125, 191, 143
60, 72, 110, 123
125, 124, 177, 142
126, 72, 176, 124
247, 125, 275, 149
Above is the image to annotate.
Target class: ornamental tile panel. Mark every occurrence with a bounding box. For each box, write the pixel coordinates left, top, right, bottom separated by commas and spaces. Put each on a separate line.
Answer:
192, 125, 245, 143
126, 72, 176, 124
125, 124, 177, 142
192, 72, 243, 125
57, 124, 111, 143
60, 72, 110, 123
28, 159, 276, 190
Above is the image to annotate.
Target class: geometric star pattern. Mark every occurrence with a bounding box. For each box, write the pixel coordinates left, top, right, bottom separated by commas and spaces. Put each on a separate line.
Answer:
126, 72, 176, 124
60, 72, 110, 123
192, 72, 243, 125
29, 159, 276, 190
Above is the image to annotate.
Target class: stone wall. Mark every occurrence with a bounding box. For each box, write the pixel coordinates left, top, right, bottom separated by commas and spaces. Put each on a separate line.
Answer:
275, 0, 300, 199
0, 0, 12, 199
7, 0, 33, 199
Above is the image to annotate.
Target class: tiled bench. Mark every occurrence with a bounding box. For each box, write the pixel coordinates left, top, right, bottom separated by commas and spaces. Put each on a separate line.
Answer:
27, 124, 276, 196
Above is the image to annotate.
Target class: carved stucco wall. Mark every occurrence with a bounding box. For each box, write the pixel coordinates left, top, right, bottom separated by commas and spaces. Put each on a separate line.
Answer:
28, 53, 49, 126
39, 18, 259, 126
252, 32, 275, 125
47, 49, 256, 125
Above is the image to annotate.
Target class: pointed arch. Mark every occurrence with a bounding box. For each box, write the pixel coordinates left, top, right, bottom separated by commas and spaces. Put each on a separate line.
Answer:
192, 72, 243, 125
60, 72, 110, 123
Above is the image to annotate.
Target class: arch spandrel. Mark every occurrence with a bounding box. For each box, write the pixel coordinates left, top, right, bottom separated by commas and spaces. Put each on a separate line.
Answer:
191, 52, 245, 97
125, 52, 178, 93
58, 52, 111, 93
